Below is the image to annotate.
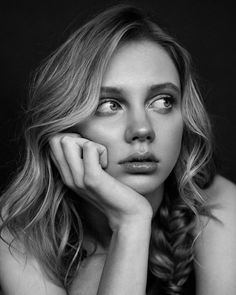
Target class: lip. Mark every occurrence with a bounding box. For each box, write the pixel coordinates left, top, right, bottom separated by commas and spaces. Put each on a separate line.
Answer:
119, 152, 158, 164
121, 161, 158, 174
119, 152, 159, 174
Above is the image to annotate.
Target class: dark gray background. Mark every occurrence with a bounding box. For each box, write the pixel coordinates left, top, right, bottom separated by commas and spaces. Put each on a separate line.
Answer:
0, 0, 235, 190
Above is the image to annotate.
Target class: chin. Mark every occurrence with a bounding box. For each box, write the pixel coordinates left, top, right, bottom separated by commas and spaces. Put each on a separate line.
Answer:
118, 174, 164, 196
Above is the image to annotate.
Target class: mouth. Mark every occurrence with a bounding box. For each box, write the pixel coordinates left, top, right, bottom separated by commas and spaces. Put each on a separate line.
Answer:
119, 152, 158, 174
119, 152, 158, 164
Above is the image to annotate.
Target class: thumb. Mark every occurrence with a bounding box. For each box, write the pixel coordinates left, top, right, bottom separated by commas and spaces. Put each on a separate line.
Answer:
97, 144, 108, 169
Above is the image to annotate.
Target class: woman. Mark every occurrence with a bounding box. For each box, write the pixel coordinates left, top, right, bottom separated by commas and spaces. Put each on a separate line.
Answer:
0, 4, 235, 295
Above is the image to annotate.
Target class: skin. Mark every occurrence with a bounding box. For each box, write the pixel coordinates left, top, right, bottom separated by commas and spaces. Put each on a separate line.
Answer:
1, 39, 236, 295
77, 40, 183, 213
49, 40, 184, 295
55, 40, 184, 252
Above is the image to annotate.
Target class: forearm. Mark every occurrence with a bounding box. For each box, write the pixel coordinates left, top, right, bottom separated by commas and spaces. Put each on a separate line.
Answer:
97, 219, 152, 295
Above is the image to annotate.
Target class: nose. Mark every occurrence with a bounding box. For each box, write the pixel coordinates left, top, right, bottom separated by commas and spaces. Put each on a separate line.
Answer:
125, 110, 155, 143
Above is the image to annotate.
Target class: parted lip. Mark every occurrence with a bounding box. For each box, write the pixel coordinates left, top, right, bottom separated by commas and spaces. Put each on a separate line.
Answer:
119, 152, 159, 164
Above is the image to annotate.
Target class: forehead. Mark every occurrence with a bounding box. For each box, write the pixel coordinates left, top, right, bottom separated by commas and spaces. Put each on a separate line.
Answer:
101, 40, 180, 89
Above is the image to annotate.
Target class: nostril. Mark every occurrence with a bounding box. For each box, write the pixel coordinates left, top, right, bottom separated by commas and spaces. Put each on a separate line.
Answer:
132, 134, 153, 141
125, 124, 156, 143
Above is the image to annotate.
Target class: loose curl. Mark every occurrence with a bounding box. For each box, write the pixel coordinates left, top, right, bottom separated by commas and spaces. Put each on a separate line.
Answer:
0, 5, 216, 294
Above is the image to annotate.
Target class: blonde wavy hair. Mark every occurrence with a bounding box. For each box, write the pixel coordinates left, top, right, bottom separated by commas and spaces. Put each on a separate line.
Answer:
0, 5, 216, 294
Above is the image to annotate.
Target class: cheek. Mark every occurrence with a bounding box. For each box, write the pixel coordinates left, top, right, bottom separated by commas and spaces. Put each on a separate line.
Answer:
77, 121, 121, 151
78, 124, 122, 174
159, 118, 183, 163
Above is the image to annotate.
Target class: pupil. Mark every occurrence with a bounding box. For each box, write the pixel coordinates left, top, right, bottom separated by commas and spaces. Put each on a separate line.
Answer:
110, 102, 117, 110
164, 99, 170, 107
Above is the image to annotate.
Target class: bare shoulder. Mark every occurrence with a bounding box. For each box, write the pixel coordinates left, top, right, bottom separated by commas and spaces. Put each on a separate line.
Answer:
204, 174, 236, 207
0, 233, 66, 295
194, 175, 236, 295
196, 174, 236, 235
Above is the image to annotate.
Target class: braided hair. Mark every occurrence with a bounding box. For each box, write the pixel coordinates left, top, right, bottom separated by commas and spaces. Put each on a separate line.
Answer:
0, 5, 216, 293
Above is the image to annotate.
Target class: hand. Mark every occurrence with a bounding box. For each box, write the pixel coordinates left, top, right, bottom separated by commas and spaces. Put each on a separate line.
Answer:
49, 133, 153, 231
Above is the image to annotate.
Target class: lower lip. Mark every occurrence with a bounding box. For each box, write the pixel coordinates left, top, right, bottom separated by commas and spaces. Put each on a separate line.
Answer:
121, 161, 158, 174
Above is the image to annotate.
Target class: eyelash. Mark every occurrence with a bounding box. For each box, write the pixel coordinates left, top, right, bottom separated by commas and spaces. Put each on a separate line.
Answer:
96, 95, 177, 114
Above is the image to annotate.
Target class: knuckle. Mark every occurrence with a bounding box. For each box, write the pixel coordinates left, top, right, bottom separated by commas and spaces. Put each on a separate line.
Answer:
49, 136, 59, 148
60, 135, 73, 145
61, 176, 73, 188
83, 174, 99, 189
65, 182, 75, 191
95, 143, 107, 155
96, 142, 104, 148
74, 177, 83, 188
83, 175, 92, 188
83, 141, 93, 148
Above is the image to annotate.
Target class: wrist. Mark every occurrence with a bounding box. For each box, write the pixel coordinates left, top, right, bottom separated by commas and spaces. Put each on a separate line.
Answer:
114, 214, 152, 235
108, 218, 152, 261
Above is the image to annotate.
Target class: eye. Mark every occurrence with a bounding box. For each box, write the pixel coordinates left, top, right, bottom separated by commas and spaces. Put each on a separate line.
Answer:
149, 95, 175, 113
96, 99, 122, 114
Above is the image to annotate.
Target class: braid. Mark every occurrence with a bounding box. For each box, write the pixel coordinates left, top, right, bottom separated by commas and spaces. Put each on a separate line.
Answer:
149, 180, 195, 295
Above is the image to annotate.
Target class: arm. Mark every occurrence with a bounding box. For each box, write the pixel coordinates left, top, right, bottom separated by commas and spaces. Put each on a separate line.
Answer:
97, 218, 151, 295
194, 175, 236, 295
0, 237, 67, 295
49, 133, 154, 295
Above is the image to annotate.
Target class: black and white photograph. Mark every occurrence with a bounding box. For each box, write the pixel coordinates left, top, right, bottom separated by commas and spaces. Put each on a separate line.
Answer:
0, 1, 235, 294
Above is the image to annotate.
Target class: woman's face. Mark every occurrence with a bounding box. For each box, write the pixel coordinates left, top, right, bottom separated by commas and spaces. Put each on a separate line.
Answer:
77, 40, 183, 207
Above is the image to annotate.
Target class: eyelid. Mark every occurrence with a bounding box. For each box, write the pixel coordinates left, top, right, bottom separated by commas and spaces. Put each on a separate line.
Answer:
148, 93, 176, 105
96, 98, 123, 114
100, 93, 176, 102
98, 93, 178, 110
99, 97, 119, 103
98, 97, 123, 105
150, 92, 176, 99
98, 97, 124, 109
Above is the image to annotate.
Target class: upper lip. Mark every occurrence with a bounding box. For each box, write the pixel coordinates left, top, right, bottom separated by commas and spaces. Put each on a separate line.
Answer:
119, 152, 158, 164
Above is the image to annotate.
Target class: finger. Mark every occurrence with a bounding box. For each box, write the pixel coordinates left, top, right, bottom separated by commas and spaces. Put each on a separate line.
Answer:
49, 135, 76, 187
49, 149, 62, 173
99, 145, 108, 169
82, 141, 108, 177
60, 136, 88, 188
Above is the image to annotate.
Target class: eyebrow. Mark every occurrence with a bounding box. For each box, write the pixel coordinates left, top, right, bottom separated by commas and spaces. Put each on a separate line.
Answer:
100, 82, 181, 97
150, 83, 180, 95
